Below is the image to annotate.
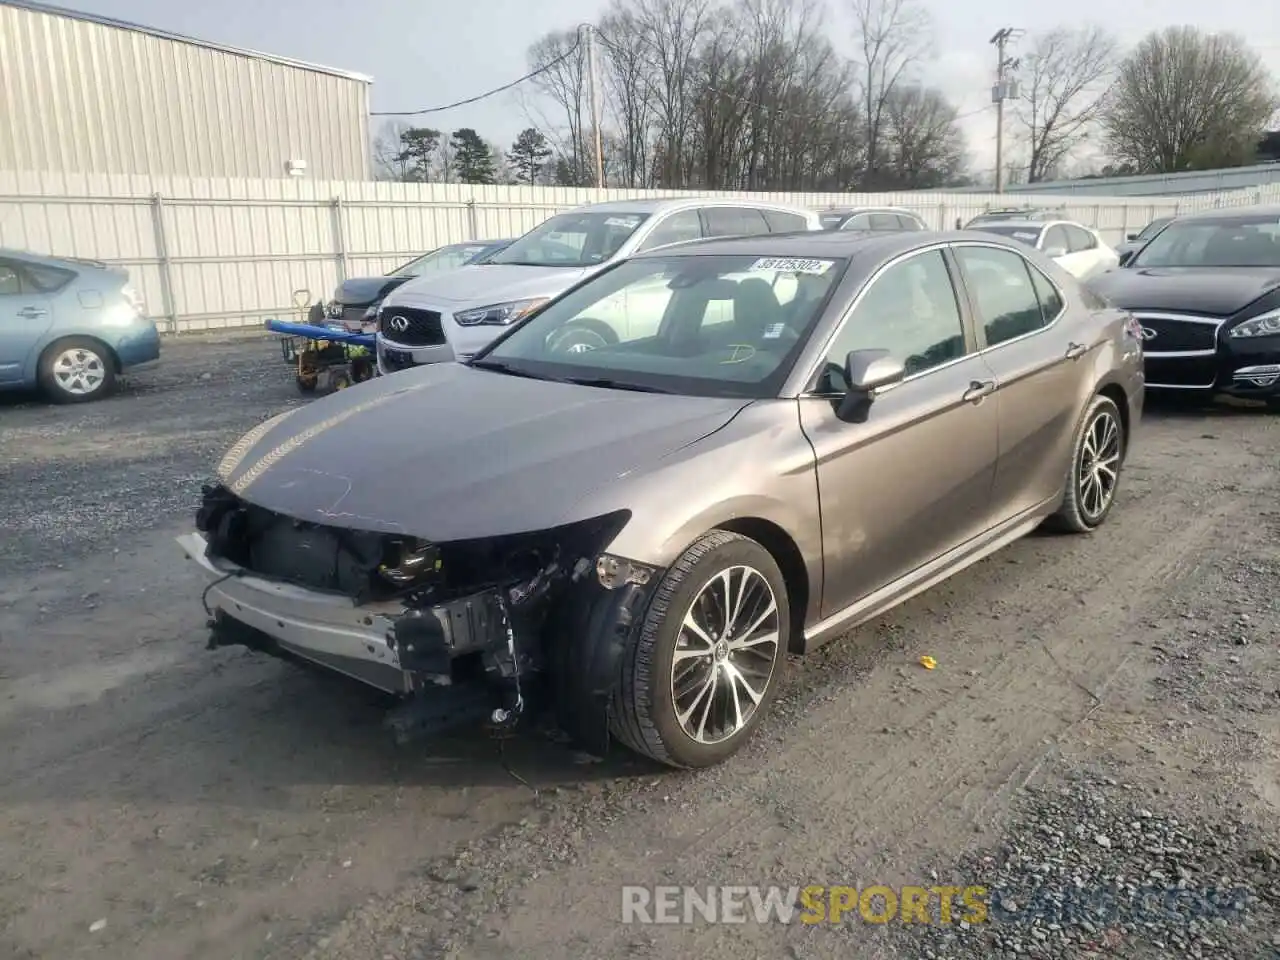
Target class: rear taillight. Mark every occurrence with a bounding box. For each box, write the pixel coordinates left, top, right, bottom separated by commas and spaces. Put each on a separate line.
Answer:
121, 284, 146, 314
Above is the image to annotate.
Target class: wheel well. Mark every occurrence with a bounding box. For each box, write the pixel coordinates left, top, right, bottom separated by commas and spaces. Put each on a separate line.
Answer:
1097, 383, 1129, 453
40, 335, 122, 374
565, 317, 619, 344
715, 518, 810, 654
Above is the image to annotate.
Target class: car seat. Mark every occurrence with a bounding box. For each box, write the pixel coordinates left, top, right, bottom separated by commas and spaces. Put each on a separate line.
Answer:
732, 277, 783, 341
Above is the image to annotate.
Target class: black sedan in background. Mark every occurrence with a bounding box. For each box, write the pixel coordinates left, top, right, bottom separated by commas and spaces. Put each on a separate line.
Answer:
1087, 206, 1280, 410
322, 239, 512, 331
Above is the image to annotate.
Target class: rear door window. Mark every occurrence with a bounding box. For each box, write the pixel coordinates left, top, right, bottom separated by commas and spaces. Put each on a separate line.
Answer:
1041, 225, 1071, 254
637, 210, 704, 251
895, 214, 924, 230
868, 213, 901, 231
954, 246, 1048, 347
1065, 224, 1098, 252
762, 210, 811, 233
841, 213, 874, 231
0, 263, 21, 295
701, 207, 771, 239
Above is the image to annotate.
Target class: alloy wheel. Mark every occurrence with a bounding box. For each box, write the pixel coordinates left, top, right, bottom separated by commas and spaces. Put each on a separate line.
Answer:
669, 565, 780, 745
1078, 409, 1121, 520
52, 347, 107, 396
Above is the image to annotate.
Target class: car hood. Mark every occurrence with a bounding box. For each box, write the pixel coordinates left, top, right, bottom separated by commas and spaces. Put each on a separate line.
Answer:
1087, 266, 1280, 316
386, 263, 593, 308
215, 363, 750, 542
334, 275, 410, 307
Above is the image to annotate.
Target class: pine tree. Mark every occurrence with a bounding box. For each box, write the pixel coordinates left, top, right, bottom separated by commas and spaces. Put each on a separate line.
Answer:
507, 128, 552, 185
393, 127, 441, 181
449, 128, 496, 184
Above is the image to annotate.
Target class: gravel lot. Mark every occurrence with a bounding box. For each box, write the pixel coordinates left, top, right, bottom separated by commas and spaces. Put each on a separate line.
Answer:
0, 337, 1278, 960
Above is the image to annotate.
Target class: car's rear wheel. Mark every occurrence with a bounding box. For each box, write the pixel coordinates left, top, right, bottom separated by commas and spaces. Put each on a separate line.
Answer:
39, 337, 116, 404
1046, 393, 1125, 533
610, 530, 788, 768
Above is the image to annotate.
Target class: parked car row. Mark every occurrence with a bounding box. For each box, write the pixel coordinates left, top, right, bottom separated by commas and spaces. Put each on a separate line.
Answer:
0, 196, 1250, 408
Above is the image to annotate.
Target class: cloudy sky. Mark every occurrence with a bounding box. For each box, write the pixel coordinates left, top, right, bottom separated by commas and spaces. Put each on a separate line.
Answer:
62, 0, 1280, 178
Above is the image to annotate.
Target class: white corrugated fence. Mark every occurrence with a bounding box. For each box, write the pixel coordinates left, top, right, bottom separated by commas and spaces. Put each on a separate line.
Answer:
3, 169, 1279, 333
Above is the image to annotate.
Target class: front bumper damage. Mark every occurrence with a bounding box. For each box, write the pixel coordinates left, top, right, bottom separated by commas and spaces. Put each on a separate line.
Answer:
179, 484, 661, 749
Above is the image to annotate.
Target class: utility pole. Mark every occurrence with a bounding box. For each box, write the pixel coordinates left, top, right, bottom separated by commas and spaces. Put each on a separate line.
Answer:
989, 28, 1020, 194
585, 24, 605, 188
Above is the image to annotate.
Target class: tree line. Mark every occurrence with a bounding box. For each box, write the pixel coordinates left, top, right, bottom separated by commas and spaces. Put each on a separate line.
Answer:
372, 0, 1280, 190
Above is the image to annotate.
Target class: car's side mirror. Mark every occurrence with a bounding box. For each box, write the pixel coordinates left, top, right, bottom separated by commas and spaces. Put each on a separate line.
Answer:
1126, 233, 1138, 241
1043, 244, 1068, 258
1117, 251, 1134, 267
836, 349, 905, 422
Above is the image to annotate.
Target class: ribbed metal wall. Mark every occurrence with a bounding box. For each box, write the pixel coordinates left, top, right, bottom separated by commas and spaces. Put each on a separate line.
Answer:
2, 172, 1277, 333
0, 1, 371, 180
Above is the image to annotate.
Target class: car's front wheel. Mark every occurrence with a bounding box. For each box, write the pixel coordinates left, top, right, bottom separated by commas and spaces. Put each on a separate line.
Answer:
611, 530, 789, 769
1046, 393, 1125, 533
39, 337, 116, 403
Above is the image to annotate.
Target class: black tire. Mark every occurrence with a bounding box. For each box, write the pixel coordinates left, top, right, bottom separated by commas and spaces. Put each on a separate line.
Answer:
1045, 393, 1126, 534
38, 336, 116, 404
547, 320, 616, 355
610, 530, 789, 769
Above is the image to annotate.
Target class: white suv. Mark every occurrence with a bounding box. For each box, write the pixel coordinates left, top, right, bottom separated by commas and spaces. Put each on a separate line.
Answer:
375, 197, 822, 372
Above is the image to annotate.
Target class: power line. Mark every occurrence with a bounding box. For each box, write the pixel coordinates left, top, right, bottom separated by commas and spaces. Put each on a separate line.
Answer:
370, 33, 583, 117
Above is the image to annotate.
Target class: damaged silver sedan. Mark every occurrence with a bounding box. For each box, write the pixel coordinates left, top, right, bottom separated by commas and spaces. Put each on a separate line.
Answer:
181, 229, 1143, 769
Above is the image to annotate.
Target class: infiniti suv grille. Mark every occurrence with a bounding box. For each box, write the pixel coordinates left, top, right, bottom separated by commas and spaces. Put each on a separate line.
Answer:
380, 307, 446, 346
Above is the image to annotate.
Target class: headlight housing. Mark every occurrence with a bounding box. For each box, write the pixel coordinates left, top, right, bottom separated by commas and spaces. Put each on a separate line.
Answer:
1228, 310, 1280, 338
378, 538, 442, 586
454, 298, 549, 327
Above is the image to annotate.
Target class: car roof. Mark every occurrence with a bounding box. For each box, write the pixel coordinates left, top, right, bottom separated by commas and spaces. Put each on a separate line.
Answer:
0, 247, 100, 271
1177, 204, 1280, 222
972, 220, 1049, 230
628, 229, 1029, 262
819, 206, 921, 216
568, 197, 817, 217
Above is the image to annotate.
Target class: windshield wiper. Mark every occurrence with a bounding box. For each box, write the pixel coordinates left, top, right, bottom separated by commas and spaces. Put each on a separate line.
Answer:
563, 376, 672, 394
468, 359, 562, 382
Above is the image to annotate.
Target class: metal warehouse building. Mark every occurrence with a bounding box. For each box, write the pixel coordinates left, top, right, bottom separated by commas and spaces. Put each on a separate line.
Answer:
0, 0, 372, 180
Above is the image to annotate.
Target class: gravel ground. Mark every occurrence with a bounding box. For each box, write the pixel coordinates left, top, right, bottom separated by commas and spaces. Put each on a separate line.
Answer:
0, 339, 1278, 960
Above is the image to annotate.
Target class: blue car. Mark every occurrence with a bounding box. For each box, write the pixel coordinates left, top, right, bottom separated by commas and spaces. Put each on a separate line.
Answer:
0, 249, 160, 403
323, 239, 513, 331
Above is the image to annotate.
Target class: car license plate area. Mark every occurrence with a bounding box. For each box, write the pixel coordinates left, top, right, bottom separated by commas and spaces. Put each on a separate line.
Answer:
382, 348, 414, 371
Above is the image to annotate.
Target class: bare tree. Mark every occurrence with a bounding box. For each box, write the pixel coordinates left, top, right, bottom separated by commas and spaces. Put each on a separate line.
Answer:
849, 0, 932, 187
881, 85, 966, 187
634, 0, 715, 187
598, 4, 656, 187
1103, 27, 1278, 173
527, 28, 591, 184
1014, 26, 1118, 182
371, 120, 413, 180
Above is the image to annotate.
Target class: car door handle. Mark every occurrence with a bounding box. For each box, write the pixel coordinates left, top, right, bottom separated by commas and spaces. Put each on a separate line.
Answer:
962, 379, 996, 403
17, 306, 47, 319
1065, 342, 1087, 361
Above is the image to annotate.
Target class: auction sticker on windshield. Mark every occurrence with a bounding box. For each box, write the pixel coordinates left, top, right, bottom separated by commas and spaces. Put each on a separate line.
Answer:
606, 216, 643, 228
750, 258, 834, 274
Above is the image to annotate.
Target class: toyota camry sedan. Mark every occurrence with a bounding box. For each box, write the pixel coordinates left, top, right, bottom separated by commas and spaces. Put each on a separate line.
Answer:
179, 230, 1143, 769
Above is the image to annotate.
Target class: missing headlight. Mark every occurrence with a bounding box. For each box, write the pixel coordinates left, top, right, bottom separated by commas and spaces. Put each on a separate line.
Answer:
378, 539, 442, 586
